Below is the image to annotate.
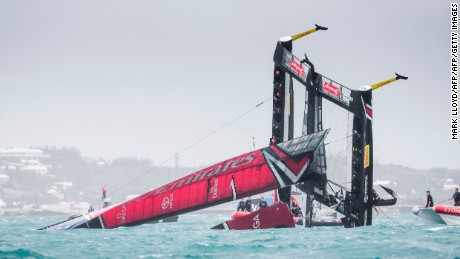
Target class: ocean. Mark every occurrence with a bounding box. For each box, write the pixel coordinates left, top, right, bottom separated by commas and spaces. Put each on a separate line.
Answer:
0, 213, 459, 258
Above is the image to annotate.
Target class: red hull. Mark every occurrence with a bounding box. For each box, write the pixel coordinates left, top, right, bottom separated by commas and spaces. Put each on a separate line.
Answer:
435, 205, 460, 216
214, 202, 295, 230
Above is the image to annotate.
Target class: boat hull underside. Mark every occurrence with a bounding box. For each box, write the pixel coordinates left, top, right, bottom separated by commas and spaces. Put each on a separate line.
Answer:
412, 206, 460, 225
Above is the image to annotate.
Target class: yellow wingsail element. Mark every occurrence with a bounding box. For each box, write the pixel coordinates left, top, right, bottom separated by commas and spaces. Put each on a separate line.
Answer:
371, 73, 408, 91
291, 24, 328, 41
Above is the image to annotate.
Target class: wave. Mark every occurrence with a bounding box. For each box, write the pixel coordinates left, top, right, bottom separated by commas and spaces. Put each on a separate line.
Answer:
0, 249, 50, 259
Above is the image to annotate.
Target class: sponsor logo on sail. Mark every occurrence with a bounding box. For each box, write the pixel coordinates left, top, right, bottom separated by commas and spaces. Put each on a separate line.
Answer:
169, 193, 174, 209
210, 179, 219, 199
364, 210, 368, 224
364, 175, 369, 223
116, 205, 126, 224
364, 175, 368, 204
323, 82, 340, 98
289, 59, 305, 77
364, 144, 370, 168
156, 154, 254, 195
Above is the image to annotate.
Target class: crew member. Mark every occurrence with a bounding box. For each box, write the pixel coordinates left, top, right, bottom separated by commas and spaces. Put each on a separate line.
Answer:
88, 205, 94, 213
244, 197, 252, 212
426, 191, 433, 208
448, 187, 460, 206
291, 203, 300, 217
102, 185, 107, 200
258, 196, 267, 209
237, 198, 245, 211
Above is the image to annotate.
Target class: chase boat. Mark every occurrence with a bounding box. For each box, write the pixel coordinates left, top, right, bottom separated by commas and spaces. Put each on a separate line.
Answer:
412, 205, 460, 225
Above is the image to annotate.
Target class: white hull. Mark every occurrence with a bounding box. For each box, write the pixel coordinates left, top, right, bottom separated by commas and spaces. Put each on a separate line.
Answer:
412, 207, 445, 224
412, 206, 460, 225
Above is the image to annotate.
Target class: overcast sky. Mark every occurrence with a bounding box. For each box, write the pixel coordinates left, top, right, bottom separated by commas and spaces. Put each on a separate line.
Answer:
0, 1, 456, 170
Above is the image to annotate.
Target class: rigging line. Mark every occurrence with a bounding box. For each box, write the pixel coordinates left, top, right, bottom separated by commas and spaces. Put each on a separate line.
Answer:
435, 199, 450, 205
377, 206, 422, 227
406, 210, 424, 225
383, 207, 426, 226
325, 139, 352, 157
376, 207, 406, 227
327, 181, 338, 195
323, 134, 353, 146
328, 179, 350, 191
174, 98, 270, 156
91, 97, 271, 207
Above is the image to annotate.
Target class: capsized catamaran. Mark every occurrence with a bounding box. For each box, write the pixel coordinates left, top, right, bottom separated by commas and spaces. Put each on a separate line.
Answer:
40, 130, 328, 230
41, 24, 407, 231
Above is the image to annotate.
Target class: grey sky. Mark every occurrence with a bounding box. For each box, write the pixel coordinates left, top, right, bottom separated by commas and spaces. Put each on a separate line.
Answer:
0, 1, 456, 169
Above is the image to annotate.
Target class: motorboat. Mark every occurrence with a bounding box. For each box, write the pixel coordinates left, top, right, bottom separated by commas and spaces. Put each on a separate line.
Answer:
412, 205, 460, 225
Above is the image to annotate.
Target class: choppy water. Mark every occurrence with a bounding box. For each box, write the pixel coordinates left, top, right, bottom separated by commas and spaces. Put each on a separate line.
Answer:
0, 213, 459, 258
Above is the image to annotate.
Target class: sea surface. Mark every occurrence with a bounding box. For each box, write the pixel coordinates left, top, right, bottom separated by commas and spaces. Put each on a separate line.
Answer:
0, 212, 459, 258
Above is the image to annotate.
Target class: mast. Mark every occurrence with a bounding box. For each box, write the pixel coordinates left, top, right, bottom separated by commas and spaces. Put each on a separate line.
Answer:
272, 27, 407, 227
271, 25, 327, 206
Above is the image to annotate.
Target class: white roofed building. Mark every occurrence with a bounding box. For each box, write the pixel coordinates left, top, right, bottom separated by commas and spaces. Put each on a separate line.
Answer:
0, 148, 50, 158
0, 148, 51, 175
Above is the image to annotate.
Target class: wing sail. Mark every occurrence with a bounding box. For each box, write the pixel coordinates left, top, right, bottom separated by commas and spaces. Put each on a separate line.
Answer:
41, 130, 328, 230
